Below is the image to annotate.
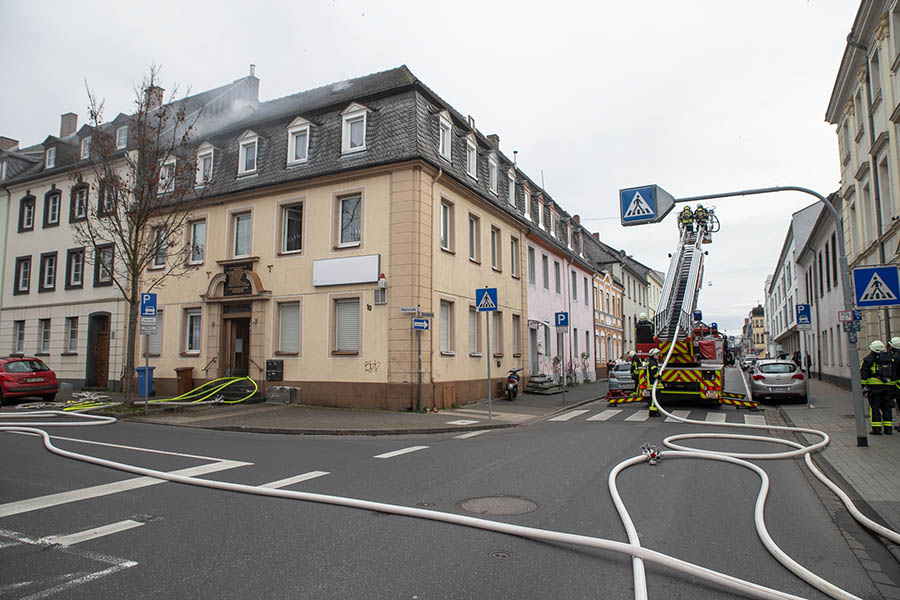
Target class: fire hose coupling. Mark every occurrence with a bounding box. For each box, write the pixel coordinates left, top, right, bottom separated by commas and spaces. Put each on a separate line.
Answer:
640, 443, 662, 465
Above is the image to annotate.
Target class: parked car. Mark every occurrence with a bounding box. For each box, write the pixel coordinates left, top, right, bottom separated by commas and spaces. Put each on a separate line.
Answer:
741, 356, 758, 371
608, 361, 635, 392
0, 356, 58, 403
749, 359, 806, 403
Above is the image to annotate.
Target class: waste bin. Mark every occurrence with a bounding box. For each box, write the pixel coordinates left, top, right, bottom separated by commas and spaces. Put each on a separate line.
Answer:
136, 366, 155, 396
175, 367, 194, 395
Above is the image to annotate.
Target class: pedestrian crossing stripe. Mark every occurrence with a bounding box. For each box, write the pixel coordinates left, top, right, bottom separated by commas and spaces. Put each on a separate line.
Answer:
623, 191, 654, 218
860, 272, 898, 302
476, 291, 496, 310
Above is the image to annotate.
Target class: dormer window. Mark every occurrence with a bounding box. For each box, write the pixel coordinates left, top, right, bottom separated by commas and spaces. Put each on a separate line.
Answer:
0, 161, 7, 180
116, 126, 128, 149
80, 137, 91, 160
465, 135, 477, 179
159, 158, 176, 194
507, 170, 515, 206
287, 117, 310, 165
195, 143, 214, 186
550, 211, 557, 237
488, 155, 498, 195
341, 103, 368, 154
237, 131, 259, 175
438, 112, 452, 161
45, 148, 56, 169
524, 187, 531, 220
538, 200, 545, 229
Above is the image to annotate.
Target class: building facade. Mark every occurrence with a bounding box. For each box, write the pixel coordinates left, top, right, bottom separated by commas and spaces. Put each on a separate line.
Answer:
592, 268, 624, 376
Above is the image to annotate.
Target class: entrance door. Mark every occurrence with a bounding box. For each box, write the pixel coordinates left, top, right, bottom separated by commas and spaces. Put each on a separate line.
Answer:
225, 317, 250, 377
529, 328, 538, 375
85, 314, 110, 388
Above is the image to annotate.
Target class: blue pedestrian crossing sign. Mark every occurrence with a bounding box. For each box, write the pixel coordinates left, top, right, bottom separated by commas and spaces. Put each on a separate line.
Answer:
554, 312, 569, 327
796, 303, 811, 325
619, 185, 676, 227
476, 287, 498, 312
853, 265, 900, 307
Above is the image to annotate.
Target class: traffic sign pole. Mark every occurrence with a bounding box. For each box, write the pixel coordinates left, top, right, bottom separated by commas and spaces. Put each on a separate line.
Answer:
476, 287, 498, 420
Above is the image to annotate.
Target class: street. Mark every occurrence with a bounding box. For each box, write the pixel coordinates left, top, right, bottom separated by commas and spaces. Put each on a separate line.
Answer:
2, 394, 896, 600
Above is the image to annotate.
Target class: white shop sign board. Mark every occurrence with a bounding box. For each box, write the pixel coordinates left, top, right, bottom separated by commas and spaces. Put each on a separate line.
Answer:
313, 254, 380, 287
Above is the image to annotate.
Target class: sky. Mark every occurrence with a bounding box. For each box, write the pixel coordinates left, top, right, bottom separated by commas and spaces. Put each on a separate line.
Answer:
0, 1, 861, 335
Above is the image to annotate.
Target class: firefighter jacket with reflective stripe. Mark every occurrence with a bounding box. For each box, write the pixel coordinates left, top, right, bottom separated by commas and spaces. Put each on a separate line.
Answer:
680, 208, 693, 224
860, 351, 895, 388
646, 356, 660, 384
630, 357, 642, 378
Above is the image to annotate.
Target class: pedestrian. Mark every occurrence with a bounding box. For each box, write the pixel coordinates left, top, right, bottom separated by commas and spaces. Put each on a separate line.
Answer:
628, 350, 641, 396
646, 348, 661, 417
792, 351, 801, 368
860, 340, 894, 435
891, 337, 900, 431
679, 206, 693, 233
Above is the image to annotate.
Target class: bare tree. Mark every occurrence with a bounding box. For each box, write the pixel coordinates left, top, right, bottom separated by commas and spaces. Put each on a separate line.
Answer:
72, 66, 208, 404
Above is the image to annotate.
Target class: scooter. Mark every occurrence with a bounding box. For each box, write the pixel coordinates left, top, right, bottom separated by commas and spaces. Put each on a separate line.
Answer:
506, 368, 522, 401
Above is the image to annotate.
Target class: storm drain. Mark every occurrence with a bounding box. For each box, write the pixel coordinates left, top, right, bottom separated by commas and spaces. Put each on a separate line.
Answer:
457, 496, 538, 515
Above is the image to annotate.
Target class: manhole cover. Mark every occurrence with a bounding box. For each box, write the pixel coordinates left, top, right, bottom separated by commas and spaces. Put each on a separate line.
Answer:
458, 496, 538, 515
490, 551, 510, 559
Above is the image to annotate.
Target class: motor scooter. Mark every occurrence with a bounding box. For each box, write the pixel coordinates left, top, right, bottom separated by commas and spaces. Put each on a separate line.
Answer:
506, 368, 522, 401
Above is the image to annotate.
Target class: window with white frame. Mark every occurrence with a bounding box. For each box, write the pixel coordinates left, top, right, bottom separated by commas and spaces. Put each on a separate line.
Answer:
512, 314, 521, 355
116, 126, 128, 149
38, 319, 50, 353
287, 117, 310, 165
527, 246, 535, 284
65, 317, 78, 353
98, 182, 116, 216
507, 171, 515, 206
490, 226, 500, 270
468, 307, 481, 355
341, 104, 368, 154
189, 220, 206, 264
281, 203, 303, 253
185, 309, 202, 353
45, 191, 60, 227
440, 300, 453, 354
13, 321, 24, 353
438, 113, 452, 160
510, 237, 520, 277
233, 212, 251, 257
440, 200, 453, 251
238, 132, 259, 175
20, 196, 34, 231
0, 161, 6, 180
152, 227, 167, 268
39, 253, 57, 291
15, 256, 31, 294
72, 186, 87, 221
524, 187, 531, 220
96, 245, 113, 285
334, 298, 360, 353
465, 136, 477, 178
196, 147, 214, 185
492, 312, 503, 355
66, 248, 84, 288
550, 211, 557, 237
338, 195, 361, 247
468, 214, 480, 261
45, 147, 56, 169
488, 155, 498, 195
159, 159, 176, 194
278, 302, 300, 353
80, 137, 91, 160
538, 201, 545, 229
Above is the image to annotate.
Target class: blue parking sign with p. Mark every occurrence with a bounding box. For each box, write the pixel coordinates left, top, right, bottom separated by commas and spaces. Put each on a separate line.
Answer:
555, 312, 569, 327
141, 293, 157, 317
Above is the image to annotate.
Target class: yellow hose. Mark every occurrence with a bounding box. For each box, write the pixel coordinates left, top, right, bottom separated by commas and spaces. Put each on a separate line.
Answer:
149, 376, 257, 404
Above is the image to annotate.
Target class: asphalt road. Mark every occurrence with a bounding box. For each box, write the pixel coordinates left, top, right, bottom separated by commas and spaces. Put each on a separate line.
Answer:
1, 398, 896, 599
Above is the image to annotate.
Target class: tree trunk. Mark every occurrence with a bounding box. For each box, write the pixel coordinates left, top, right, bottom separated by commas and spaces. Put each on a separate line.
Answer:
123, 277, 140, 405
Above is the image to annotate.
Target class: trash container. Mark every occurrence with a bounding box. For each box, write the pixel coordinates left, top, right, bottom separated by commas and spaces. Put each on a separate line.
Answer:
136, 366, 155, 396
175, 367, 194, 395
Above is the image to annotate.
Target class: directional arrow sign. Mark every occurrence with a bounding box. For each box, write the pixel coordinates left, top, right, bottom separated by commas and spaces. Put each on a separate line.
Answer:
853, 265, 900, 307
412, 318, 429, 331
619, 185, 676, 227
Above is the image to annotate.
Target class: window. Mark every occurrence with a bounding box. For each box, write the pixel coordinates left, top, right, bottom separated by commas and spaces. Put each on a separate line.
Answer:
159, 159, 176, 194
584, 277, 589, 304
492, 312, 503, 355
238, 134, 258, 175
70, 186, 88, 221
152, 227, 167, 268
554, 261, 561, 294
338, 194, 361, 247
510, 237, 520, 278
278, 302, 300, 353
524, 187, 531, 220
66, 248, 84, 289
542, 255, 549, 290
512, 314, 521, 355
440, 200, 454, 251
551, 211, 557, 237
0, 161, 6, 180
468, 307, 481, 355
544, 326, 551, 356
585, 330, 591, 360
334, 298, 360, 353
13, 321, 24, 353
438, 113, 452, 160
567, 225, 572, 248
468, 214, 480, 262
65, 317, 78, 353
465, 136, 477, 178
341, 104, 367, 154
98, 182, 116, 216
44, 191, 60, 227
145, 310, 162, 356
507, 171, 516, 206
831, 232, 838, 284
488, 156, 498, 194
189, 220, 206, 264
527, 246, 536, 284
38, 319, 50, 353
196, 148, 214, 185
233, 213, 251, 257
95, 244, 113, 285
185, 309, 202, 353
440, 300, 454, 354
571, 271, 578, 300
45, 147, 55, 169
287, 118, 311, 165
538, 201, 545, 229
116, 126, 128, 149
39, 252, 57, 292
490, 226, 501, 270
80, 137, 91, 160
281, 203, 303, 253
574, 328, 579, 359
19, 196, 35, 232
14, 256, 31, 294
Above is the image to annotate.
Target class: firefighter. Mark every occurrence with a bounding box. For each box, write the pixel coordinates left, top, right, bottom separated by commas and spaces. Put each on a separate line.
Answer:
628, 350, 641, 395
636, 312, 654, 343
860, 340, 894, 435
647, 347, 661, 417
694, 204, 708, 231
891, 337, 900, 431
679, 205, 693, 233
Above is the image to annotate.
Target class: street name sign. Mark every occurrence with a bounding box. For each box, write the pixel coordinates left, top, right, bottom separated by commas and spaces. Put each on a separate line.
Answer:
619, 185, 676, 227
400, 306, 418, 313
476, 288, 498, 312
853, 265, 900, 307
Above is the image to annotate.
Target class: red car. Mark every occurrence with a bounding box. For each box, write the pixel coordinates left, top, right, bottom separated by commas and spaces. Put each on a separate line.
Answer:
0, 356, 58, 403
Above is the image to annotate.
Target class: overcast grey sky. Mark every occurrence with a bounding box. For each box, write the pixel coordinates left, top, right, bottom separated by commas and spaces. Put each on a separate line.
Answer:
0, 1, 860, 334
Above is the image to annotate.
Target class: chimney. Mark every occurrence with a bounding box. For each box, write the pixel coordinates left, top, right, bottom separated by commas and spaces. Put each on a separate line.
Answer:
487, 134, 500, 149
592, 232, 599, 240
572, 214, 581, 225
0, 136, 18, 151
145, 85, 164, 111
60, 113, 77, 138
247, 64, 260, 101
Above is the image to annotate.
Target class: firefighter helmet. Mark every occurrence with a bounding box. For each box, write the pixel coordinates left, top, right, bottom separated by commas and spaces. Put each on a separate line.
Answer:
639, 312, 647, 321
649, 348, 660, 357
627, 350, 636, 358
870, 340, 886, 353
890, 337, 900, 350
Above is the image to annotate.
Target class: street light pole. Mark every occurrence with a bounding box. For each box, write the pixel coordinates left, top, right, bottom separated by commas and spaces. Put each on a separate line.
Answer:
676, 185, 868, 446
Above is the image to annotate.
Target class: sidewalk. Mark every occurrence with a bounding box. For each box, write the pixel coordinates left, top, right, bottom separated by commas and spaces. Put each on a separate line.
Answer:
77, 380, 609, 435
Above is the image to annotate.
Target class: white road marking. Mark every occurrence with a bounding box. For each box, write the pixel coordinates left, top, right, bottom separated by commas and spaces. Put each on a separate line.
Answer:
374, 446, 429, 459
705, 412, 727, 423
11, 431, 239, 462
0, 460, 250, 518
45, 520, 144, 547
548, 410, 590, 422
744, 414, 767, 426
259, 471, 330, 489
587, 409, 622, 421
445, 420, 480, 425
625, 411, 650, 422
665, 410, 692, 422
454, 430, 489, 439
